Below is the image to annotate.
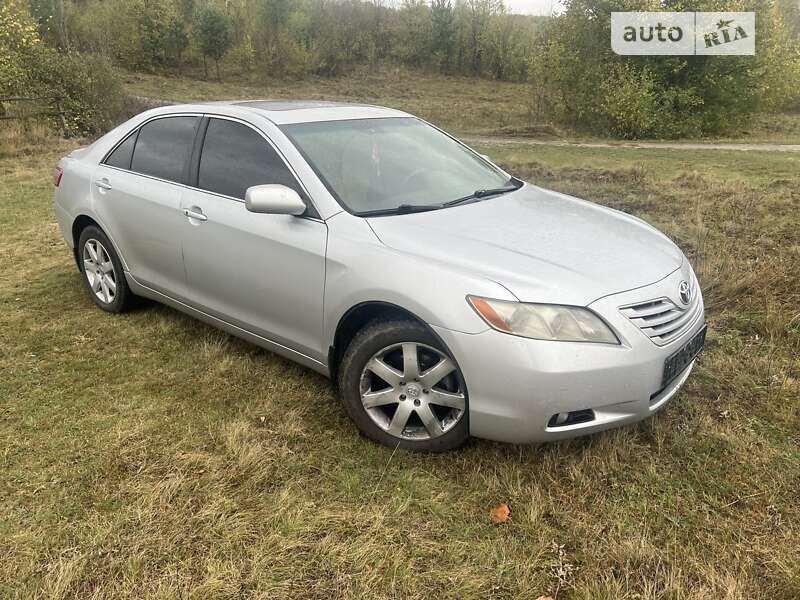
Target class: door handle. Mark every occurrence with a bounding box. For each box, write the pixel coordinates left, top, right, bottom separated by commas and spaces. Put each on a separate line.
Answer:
183, 208, 207, 222
95, 179, 112, 191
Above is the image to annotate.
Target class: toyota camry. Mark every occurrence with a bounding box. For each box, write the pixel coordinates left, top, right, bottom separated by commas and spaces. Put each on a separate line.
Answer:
53, 101, 706, 451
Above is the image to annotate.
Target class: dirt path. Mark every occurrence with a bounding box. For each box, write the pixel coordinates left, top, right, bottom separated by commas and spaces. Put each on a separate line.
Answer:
464, 136, 800, 153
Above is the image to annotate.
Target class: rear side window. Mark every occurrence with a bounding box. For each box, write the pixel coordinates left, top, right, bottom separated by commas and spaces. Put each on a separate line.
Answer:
198, 118, 300, 200
104, 131, 137, 170
130, 116, 198, 183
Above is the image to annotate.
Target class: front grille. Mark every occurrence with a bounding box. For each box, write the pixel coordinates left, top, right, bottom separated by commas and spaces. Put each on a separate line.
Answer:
620, 279, 702, 346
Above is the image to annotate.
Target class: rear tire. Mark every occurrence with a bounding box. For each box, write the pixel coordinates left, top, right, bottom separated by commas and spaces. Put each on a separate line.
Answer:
338, 319, 469, 451
77, 225, 134, 313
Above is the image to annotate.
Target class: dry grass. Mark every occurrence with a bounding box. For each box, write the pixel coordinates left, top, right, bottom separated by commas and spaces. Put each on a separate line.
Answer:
121, 66, 537, 138
0, 121, 62, 159
122, 67, 800, 143
1, 126, 799, 598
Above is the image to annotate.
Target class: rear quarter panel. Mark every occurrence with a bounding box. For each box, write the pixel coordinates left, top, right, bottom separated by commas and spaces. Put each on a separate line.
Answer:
55, 153, 96, 250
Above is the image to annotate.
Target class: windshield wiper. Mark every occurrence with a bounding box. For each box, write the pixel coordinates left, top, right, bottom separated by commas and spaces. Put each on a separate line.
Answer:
444, 178, 523, 207
359, 178, 523, 216
358, 203, 444, 217
475, 184, 521, 197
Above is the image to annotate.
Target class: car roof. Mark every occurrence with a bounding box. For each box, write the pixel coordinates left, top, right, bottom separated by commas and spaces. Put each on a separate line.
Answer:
194, 99, 412, 125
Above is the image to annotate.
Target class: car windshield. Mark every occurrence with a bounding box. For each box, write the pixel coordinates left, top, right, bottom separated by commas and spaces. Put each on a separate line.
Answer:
281, 117, 512, 215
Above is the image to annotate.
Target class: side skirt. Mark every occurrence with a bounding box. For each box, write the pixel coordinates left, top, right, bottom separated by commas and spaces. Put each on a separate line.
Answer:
125, 273, 331, 377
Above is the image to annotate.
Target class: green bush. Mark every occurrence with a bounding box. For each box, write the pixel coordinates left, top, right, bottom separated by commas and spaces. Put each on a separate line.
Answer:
1, 0, 125, 135
195, 6, 234, 80
0, 0, 40, 97
22, 49, 126, 134
529, 0, 800, 138
69, 0, 181, 71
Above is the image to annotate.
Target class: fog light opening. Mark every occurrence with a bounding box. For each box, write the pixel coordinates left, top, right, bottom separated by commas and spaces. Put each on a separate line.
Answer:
548, 409, 595, 428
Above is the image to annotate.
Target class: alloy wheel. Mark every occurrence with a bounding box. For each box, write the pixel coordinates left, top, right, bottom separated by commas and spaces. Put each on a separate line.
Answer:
359, 342, 466, 440
82, 239, 117, 304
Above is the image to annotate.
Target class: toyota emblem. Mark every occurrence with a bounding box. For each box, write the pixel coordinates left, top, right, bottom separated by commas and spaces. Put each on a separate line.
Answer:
678, 280, 691, 305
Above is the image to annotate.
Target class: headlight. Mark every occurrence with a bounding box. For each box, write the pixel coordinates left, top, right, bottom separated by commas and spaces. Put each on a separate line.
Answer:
467, 296, 619, 344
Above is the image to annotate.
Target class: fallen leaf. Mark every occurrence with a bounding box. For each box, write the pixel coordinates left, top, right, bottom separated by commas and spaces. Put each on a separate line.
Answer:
489, 502, 510, 524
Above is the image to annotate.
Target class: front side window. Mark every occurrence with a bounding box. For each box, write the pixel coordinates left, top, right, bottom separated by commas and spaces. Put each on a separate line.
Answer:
130, 116, 198, 183
281, 117, 511, 215
198, 118, 301, 200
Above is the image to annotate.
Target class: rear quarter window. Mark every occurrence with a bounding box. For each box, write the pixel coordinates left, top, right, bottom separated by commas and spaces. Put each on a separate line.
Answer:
103, 131, 137, 170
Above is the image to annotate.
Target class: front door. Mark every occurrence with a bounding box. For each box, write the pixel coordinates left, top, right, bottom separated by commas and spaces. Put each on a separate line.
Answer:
179, 117, 327, 360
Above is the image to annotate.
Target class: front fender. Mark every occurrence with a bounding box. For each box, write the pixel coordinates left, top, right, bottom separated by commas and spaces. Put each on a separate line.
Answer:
322, 212, 514, 346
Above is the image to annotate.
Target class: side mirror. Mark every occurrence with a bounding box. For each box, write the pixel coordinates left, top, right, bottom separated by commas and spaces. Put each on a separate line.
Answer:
245, 184, 306, 216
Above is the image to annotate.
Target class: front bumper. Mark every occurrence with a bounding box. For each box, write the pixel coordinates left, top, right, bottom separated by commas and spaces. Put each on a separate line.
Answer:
433, 267, 705, 444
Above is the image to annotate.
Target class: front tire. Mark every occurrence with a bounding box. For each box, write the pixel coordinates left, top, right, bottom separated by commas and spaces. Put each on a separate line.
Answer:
77, 225, 134, 313
338, 319, 469, 451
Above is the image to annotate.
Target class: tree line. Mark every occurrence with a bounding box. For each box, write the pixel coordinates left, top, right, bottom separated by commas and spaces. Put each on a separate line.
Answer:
4, 0, 799, 138
29, 0, 545, 82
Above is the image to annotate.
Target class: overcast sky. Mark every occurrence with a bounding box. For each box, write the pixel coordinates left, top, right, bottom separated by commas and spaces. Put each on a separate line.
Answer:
505, 0, 564, 15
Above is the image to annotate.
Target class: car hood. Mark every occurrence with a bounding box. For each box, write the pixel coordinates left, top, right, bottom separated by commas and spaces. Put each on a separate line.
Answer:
366, 184, 683, 306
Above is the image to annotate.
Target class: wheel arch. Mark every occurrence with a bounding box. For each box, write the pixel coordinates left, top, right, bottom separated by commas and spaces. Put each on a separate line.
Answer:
327, 300, 461, 385
71, 214, 128, 273
71, 214, 101, 270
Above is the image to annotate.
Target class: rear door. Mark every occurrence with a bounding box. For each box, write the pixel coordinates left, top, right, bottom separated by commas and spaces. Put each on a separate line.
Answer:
179, 116, 327, 360
93, 115, 199, 297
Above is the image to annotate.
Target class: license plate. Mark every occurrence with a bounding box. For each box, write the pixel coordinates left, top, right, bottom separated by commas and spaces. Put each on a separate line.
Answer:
662, 325, 707, 387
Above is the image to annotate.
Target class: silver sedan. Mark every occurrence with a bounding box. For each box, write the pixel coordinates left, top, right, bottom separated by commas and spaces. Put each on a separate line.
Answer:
54, 101, 705, 451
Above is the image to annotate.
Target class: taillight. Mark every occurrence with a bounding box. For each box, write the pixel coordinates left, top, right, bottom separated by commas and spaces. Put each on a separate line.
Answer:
53, 166, 63, 187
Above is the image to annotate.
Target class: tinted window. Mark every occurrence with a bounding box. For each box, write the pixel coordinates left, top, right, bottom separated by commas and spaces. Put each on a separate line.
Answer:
104, 131, 137, 170
131, 116, 198, 183
198, 118, 300, 200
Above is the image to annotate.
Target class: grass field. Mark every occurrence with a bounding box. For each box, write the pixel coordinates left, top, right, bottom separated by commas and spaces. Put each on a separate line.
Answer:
121, 68, 800, 144
122, 67, 537, 138
1, 114, 799, 599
